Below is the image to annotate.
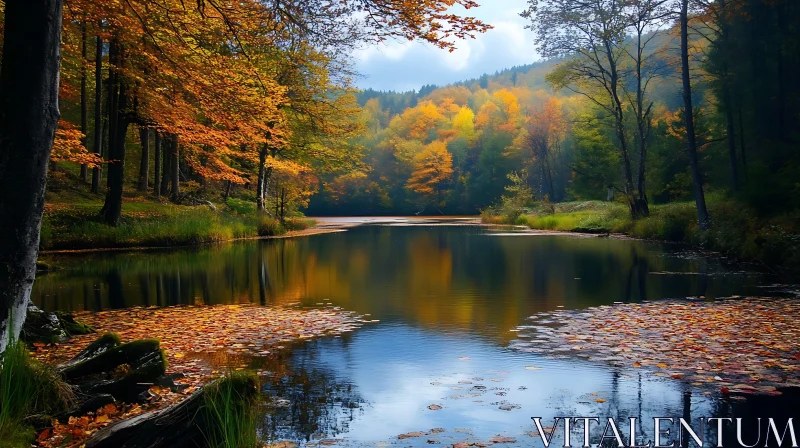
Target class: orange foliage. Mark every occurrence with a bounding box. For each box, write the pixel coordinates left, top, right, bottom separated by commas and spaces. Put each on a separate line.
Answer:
407, 140, 454, 196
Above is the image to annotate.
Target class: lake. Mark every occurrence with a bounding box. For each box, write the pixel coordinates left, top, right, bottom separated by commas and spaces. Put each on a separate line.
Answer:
34, 220, 798, 447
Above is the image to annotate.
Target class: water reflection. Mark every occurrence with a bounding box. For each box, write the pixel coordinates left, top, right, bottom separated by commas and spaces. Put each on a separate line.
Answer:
33, 225, 790, 446
254, 325, 797, 447
35, 226, 766, 343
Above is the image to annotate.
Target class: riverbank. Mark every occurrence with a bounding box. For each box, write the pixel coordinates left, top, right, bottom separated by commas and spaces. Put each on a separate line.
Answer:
482, 198, 800, 276
41, 191, 316, 251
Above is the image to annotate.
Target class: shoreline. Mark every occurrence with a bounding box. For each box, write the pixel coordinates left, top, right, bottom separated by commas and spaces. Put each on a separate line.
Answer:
39, 226, 349, 256
38, 216, 482, 255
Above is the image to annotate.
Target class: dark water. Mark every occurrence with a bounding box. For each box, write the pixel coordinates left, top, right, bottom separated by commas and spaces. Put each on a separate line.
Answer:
34, 224, 798, 447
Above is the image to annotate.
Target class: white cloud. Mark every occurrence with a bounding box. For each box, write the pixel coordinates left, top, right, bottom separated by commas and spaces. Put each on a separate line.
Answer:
352, 0, 541, 91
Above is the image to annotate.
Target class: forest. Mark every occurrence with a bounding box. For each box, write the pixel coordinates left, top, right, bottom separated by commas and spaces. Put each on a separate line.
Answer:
1, 0, 799, 446
310, 1, 799, 220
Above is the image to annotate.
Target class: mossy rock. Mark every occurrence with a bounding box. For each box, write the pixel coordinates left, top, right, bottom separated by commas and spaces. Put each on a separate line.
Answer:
55, 311, 95, 335
22, 306, 68, 344
21, 306, 95, 345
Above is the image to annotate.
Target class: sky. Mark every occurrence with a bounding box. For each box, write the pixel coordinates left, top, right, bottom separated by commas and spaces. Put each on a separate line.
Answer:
352, 0, 540, 92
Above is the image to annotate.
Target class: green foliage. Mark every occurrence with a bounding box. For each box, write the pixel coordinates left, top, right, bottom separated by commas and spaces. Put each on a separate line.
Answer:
225, 198, 257, 215
496, 170, 534, 222
40, 192, 296, 250
484, 197, 800, 275
201, 372, 260, 448
283, 218, 316, 232
256, 216, 284, 237
0, 341, 74, 447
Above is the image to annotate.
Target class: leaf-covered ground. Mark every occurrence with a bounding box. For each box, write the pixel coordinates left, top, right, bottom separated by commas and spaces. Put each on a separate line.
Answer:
510, 297, 800, 397
31, 304, 367, 447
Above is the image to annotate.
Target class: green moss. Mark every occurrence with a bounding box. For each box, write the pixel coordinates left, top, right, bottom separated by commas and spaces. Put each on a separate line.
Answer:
55, 312, 95, 336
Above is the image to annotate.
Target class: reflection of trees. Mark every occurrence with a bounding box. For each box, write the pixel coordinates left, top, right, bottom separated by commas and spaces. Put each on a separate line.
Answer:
709, 387, 799, 447
33, 227, 760, 342
258, 346, 365, 443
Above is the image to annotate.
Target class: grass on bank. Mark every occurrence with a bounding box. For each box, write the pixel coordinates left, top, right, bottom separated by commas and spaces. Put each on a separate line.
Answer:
201, 372, 261, 448
41, 190, 316, 251
0, 341, 74, 448
483, 195, 800, 275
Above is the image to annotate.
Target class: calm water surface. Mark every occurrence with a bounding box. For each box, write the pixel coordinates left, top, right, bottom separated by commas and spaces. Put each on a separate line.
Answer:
34, 222, 797, 447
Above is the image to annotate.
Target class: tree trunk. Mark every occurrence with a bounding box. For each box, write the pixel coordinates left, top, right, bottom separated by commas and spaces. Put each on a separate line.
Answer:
102, 38, 129, 227
279, 188, 286, 222
263, 166, 273, 207
723, 86, 739, 192
603, 39, 639, 218
170, 135, 179, 202
80, 19, 89, 183
256, 145, 266, 211
91, 30, 103, 194
718, 0, 739, 192
223, 180, 231, 200
153, 130, 161, 196
634, 30, 650, 217
101, 75, 110, 189
137, 126, 149, 192
160, 135, 170, 197
0, 0, 63, 353
681, 0, 710, 230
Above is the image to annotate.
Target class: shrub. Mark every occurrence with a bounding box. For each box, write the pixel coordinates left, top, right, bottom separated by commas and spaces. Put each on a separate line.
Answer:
256, 216, 284, 237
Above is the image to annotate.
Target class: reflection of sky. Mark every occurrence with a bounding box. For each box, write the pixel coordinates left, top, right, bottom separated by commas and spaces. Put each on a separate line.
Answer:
281, 324, 718, 446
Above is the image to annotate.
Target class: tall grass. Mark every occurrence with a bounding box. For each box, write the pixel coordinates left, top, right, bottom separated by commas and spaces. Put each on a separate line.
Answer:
201, 372, 260, 448
0, 340, 74, 447
40, 193, 317, 250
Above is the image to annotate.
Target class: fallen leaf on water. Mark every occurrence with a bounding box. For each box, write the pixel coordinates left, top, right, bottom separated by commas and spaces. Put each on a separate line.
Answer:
427, 404, 442, 411
595, 398, 607, 403
489, 435, 517, 444
398, 432, 426, 440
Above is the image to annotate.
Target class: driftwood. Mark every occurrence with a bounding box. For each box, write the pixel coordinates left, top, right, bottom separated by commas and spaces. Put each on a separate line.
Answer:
42, 332, 169, 417
58, 335, 168, 403
85, 374, 258, 448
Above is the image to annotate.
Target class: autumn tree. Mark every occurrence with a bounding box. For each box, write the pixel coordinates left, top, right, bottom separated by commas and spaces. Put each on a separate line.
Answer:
515, 98, 566, 201
407, 141, 454, 210
678, 0, 710, 229
524, 0, 650, 217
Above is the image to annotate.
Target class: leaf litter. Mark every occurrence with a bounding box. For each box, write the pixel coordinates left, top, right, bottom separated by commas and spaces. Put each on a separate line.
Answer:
31, 304, 368, 447
510, 297, 800, 396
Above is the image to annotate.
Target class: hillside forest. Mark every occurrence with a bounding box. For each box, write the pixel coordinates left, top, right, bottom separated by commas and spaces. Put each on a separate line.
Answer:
307, 0, 799, 222
31, 0, 798, 230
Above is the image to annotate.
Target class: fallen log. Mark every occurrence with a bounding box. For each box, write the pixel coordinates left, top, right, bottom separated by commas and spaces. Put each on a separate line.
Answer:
59, 338, 165, 381
57, 336, 168, 403
85, 373, 259, 448
58, 332, 122, 372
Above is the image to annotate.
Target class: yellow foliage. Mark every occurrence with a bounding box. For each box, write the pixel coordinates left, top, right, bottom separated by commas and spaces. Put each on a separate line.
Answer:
407, 140, 454, 196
